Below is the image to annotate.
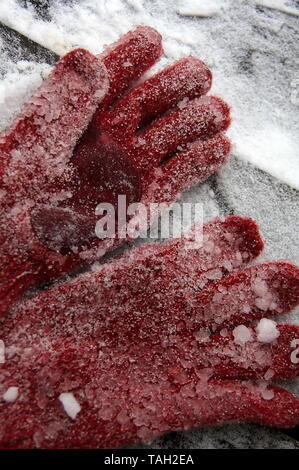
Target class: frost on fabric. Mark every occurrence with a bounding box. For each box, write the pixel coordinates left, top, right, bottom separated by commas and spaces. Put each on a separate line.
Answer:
0, 11, 298, 447
258, 381, 275, 401
1, 48, 108, 203
0, 217, 298, 448
233, 325, 253, 345
191, 261, 299, 331
256, 318, 280, 343
59, 393, 81, 420
3, 386, 18, 403
0, 48, 109, 315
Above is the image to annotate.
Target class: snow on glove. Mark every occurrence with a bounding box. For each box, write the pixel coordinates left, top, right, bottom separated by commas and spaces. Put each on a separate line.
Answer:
0, 48, 109, 316
1, 216, 298, 448
0, 26, 231, 316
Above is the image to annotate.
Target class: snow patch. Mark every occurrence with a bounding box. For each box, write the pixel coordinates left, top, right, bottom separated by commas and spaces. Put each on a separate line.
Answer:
232, 125, 299, 190
3, 386, 19, 403
59, 392, 81, 420
177, 0, 227, 17
233, 325, 253, 345
256, 0, 299, 17
256, 318, 280, 343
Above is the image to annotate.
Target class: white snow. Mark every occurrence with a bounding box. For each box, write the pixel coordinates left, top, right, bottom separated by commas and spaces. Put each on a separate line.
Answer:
177, 0, 227, 17
205, 268, 222, 281
59, 392, 81, 420
0, 339, 5, 364
194, 328, 210, 343
232, 125, 299, 192
252, 278, 277, 311
0, 0, 69, 55
251, 278, 270, 298
0, 60, 51, 131
256, 0, 299, 17
258, 379, 275, 400
3, 386, 19, 403
220, 328, 228, 337
256, 318, 280, 343
232, 325, 253, 345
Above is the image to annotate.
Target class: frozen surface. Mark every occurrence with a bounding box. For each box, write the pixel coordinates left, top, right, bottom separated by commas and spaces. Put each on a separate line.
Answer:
0, 0, 298, 451
233, 325, 253, 345
257, 0, 299, 16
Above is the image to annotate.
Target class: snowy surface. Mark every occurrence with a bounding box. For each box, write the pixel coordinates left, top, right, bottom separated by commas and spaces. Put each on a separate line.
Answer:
256, 318, 280, 343
0, 0, 298, 450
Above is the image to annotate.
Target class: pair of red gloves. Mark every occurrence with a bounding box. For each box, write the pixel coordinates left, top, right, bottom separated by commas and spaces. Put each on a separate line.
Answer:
0, 27, 298, 448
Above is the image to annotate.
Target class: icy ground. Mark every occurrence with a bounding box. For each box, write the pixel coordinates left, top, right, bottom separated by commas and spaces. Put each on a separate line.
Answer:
0, 0, 298, 449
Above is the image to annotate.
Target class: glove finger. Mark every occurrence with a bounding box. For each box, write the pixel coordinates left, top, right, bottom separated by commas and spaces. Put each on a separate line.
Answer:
136, 95, 230, 169
115, 215, 263, 265
192, 324, 299, 380
141, 133, 231, 204
1, 337, 298, 449
172, 379, 299, 430
183, 261, 299, 331
101, 57, 212, 143
100, 26, 163, 108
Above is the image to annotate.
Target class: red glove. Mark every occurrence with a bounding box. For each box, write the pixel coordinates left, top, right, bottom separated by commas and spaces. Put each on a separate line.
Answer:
0, 26, 231, 316
1, 216, 298, 448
